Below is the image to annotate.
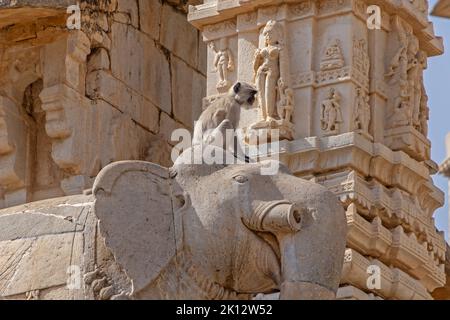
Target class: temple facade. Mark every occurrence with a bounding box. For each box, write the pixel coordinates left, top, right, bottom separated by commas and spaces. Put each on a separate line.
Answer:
188, 0, 447, 299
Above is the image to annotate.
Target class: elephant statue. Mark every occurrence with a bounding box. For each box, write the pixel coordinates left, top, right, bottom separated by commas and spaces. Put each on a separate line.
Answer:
0, 145, 346, 300
92, 145, 347, 299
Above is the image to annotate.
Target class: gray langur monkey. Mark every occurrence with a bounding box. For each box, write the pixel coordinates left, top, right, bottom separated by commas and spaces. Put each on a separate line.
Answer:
192, 82, 257, 161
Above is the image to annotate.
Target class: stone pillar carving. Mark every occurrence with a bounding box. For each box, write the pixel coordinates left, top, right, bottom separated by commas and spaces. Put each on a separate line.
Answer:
0, 28, 91, 206
40, 31, 91, 195
0, 95, 27, 207
189, 0, 446, 300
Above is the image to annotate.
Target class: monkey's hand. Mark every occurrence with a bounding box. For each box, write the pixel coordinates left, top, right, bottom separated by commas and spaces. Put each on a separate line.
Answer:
204, 120, 234, 149
217, 119, 234, 132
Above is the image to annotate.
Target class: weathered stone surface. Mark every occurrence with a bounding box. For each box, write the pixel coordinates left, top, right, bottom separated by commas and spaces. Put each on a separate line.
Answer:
138, 0, 161, 40
159, 111, 187, 146
117, 0, 139, 28
0, 0, 205, 207
171, 56, 205, 128
0, 194, 132, 299
432, 0, 450, 18
161, 3, 198, 68
110, 22, 172, 114
86, 70, 160, 133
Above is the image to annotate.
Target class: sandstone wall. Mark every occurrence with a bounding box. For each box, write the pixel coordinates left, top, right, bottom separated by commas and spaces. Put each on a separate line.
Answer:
0, 0, 206, 208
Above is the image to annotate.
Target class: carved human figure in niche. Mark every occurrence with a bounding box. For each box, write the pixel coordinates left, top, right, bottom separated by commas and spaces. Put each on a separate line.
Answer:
418, 86, 429, 135
353, 87, 371, 135
389, 96, 411, 128
321, 88, 343, 133
276, 78, 294, 124
253, 20, 283, 122
385, 19, 410, 86
385, 19, 426, 129
210, 39, 234, 91
411, 50, 427, 129
320, 39, 344, 71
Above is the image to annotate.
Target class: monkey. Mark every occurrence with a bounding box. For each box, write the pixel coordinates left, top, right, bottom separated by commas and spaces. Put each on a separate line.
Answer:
192, 82, 257, 160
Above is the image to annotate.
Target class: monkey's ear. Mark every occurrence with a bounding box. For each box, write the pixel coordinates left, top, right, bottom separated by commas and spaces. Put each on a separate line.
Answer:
233, 82, 241, 94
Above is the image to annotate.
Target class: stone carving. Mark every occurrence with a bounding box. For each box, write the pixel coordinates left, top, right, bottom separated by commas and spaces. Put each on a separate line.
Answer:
320, 39, 345, 71
418, 86, 429, 136
277, 78, 294, 124
253, 20, 283, 122
289, 1, 313, 17
411, 50, 427, 131
352, 87, 371, 139
0, 150, 347, 300
320, 88, 343, 135
385, 18, 425, 131
250, 20, 294, 141
210, 39, 235, 91
83, 266, 125, 300
91, 147, 347, 299
25, 290, 40, 300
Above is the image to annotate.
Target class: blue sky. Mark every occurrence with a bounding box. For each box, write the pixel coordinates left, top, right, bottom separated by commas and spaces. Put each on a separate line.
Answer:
426, 0, 450, 241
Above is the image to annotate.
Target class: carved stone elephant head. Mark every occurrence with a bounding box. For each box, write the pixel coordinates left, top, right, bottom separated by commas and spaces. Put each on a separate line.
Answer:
93, 146, 347, 300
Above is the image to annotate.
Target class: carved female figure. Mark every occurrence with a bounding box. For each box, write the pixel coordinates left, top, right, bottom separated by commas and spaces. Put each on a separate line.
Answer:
353, 87, 371, 135
321, 88, 343, 133
253, 20, 283, 122
277, 78, 294, 123
210, 39, 234, 90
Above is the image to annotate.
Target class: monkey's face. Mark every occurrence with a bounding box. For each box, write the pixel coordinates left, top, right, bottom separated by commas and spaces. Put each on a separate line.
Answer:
232, 82, 258, 107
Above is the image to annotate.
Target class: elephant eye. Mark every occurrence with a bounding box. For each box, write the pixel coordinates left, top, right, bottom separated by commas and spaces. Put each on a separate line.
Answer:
233, 175, 248, 184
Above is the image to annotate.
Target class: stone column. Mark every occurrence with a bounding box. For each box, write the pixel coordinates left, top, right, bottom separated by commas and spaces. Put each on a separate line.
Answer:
189, 0, 446, 299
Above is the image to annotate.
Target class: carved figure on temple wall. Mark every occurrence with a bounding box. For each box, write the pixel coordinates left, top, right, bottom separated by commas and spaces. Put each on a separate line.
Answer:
276, 78, 294, 124
210, 39, 235, 91
385, 19, 410, 86
418, 86, 429, 136
385, 18, 427, 130
411, 50, 427, 130
320, 39, 344, 71
321, 88, 343, 134
253, 20, 283, 123
353, 87, 371, 137
389, 95, 411, 128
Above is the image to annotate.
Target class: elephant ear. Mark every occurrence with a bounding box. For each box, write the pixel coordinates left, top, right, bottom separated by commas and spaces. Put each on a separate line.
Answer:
93, 161, 178, 293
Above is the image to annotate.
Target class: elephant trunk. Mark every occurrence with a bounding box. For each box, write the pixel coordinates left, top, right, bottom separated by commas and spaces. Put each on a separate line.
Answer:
245, 195, 346, 300
244, 200, 303, 233
277, 233, 335, 300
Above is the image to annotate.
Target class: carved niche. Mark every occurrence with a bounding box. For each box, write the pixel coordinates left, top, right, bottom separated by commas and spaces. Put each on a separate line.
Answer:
384, 17, 430, 161
209, 38, 235, 92
247, 19, 295, 142
320, 88, 343, 135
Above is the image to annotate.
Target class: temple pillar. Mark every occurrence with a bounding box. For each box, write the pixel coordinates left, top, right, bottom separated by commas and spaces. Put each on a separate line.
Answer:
189, 0, 446, 299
